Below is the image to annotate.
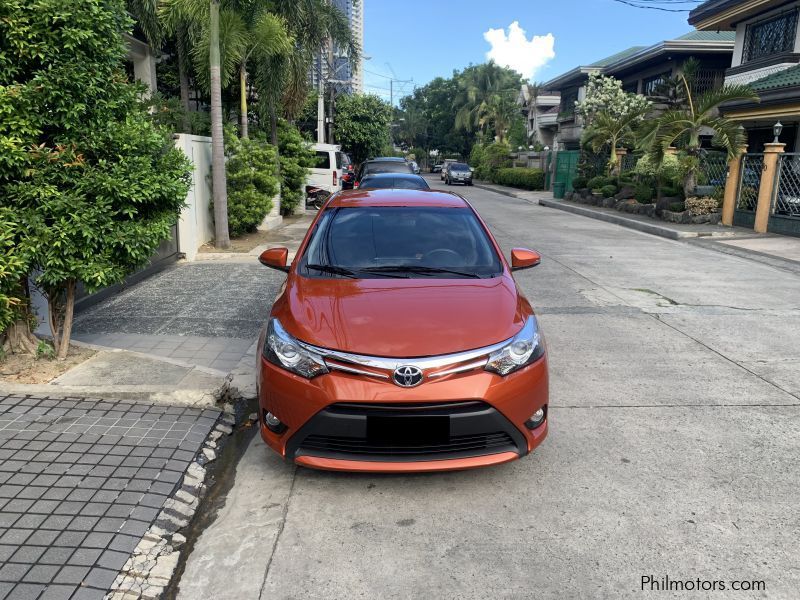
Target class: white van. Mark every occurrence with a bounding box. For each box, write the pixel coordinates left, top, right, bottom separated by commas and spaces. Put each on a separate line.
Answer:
306, 143, 344, 201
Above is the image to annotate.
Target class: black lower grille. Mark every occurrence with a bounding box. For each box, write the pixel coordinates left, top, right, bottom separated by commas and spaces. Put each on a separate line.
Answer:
302, 431, 515, 456
288, 401, 526, 462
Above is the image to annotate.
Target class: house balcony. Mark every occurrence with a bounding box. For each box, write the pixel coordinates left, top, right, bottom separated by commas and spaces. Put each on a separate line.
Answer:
724, 52, 800, 86
537, 112, 558, 127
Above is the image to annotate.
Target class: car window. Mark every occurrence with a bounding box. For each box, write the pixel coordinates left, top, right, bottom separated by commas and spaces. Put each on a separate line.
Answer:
335, 152, 344, 169
359, 176, 429, 190
362, 161, 414, 176
340, 153, 351, 167
393, 177, 429, 189
314, 151, 331, 169
451, 163, 469, 171
300, 207, 502, 279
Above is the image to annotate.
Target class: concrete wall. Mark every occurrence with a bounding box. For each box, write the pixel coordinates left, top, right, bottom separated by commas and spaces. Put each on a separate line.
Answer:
174, 134, 214, 261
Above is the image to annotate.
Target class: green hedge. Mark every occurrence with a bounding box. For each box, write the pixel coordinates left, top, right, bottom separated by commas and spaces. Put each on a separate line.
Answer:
492, 168, 545, 191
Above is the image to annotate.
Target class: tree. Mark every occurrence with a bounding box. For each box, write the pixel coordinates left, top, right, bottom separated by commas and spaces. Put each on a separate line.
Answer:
576, 72, 651, 125
480, 92, 520, 142
0, 0, 191, 359
453, 62, 523, 138
640, 74, 758, 196
582, 107, 650, 174
333, 94, 392, 164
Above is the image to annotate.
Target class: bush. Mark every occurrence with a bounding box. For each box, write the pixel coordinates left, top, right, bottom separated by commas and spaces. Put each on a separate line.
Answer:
600, 184, 617, 198
571, 176, 588, 190
634, 184, 654, 204
588, 175, 613, 190
660, 185, 683, 198
277, 120, 314, 215
685, 196, 718, 216
222, 130, 279, 237
633, 152, 681, 182
669, 202, 686, 212
493, 168, 545, 190
479, 142, 512, 180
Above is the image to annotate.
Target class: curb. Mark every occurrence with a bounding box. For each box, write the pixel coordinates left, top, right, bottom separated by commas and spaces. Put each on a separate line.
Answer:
538, 199, 731, 241
107, 409, 243, 600
472, 182, 536, 204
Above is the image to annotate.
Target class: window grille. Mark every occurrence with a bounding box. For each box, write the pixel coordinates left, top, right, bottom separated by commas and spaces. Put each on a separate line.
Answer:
643, 72, 671, 97
743, 10, 798, 63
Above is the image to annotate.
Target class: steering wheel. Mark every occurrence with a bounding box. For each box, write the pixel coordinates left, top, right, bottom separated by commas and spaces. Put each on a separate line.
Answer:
422, 248, 464, 266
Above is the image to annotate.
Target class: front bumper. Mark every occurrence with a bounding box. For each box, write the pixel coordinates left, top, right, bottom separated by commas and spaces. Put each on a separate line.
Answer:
257, 348, 549, 472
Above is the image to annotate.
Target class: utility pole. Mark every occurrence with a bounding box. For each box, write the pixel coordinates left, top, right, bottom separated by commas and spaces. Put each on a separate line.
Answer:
316, 43, 325, 144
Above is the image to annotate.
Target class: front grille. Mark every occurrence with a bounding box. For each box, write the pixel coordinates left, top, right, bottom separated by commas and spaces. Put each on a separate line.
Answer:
302, 431, 515, 456
287, 401, 526, 462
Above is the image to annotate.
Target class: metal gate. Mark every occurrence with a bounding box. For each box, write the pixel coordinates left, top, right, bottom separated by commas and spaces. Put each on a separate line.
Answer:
733, 153, 763, 229
770, 153, 800, 237
554, 150, 580, 191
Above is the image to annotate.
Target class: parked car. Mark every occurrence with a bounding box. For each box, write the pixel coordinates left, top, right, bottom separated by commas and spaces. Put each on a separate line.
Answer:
340, 152, 355, 190
431, 163, 443, 173
256, 189, 549, 472
445, 162, 473, 186
357, 173, 430, 190
354, 158, 414, 188
440, 158, 457, 180
409, 160, 420, 174
306, 143, 344, 207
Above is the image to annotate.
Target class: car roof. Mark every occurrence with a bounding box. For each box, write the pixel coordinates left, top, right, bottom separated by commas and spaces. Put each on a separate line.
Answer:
329, 189, 468, 208
367, 157, 406, 162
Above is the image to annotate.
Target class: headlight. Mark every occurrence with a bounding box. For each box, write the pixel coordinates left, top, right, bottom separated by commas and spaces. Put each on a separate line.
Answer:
263, 318, 328, 379
485, 316, 544, 376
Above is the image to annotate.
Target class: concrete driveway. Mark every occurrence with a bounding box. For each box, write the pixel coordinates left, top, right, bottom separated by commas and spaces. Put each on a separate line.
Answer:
177, 179, 800, 599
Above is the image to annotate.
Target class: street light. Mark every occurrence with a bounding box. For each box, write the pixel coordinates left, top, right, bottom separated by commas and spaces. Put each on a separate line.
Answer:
773, 121, 783, 143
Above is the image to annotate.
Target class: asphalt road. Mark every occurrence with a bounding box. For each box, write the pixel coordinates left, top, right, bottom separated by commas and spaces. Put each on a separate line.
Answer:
178, 177, 800, 600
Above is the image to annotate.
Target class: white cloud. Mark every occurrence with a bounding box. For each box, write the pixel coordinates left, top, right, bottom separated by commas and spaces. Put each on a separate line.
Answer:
483, 22, 555, 79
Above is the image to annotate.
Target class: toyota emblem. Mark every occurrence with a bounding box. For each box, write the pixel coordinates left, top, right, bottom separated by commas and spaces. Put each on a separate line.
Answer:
392, 365, 424, 387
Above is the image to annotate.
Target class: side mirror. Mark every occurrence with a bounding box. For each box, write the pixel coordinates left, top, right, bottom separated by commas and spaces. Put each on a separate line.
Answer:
510, 248, 541, 271
259, 247, 289, 272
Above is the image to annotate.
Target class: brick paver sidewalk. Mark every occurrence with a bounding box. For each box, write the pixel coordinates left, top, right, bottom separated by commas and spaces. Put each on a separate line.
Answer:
0, 394, 220, 600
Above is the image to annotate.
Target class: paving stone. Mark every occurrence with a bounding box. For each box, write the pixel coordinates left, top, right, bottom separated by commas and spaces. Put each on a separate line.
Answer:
0, 393, 219, 600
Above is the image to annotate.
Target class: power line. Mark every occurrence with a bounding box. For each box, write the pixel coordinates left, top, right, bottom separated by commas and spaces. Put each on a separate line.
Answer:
610, 0, 703, 11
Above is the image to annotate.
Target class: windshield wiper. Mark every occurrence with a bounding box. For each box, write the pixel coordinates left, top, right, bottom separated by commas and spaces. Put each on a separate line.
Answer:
362, 265, 482, 278
305, 264, 359, 278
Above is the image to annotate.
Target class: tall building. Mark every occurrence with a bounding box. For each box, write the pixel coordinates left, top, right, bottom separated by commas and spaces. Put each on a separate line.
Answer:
310, 0, 364, 95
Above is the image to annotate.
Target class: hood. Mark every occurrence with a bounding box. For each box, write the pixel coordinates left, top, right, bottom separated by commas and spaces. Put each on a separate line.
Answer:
275, 275, 528, 357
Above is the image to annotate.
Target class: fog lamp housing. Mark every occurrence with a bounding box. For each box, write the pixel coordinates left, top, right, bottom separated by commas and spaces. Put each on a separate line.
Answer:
525, 406, 547, 430
263, 410, 287, 434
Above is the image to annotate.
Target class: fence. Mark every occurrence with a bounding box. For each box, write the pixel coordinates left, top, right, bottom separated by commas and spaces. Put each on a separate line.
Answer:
619, 152, 639, 174
735, 153, 763, 212
698, 151, 728, 196
774, 153, 800, 218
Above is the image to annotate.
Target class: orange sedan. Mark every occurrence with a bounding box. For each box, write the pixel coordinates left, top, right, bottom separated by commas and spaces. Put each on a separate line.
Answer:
256, 189, 548, 472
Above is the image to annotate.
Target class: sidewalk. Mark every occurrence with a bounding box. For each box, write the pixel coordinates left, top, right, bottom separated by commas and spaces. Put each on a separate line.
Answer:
0, 213, 314, 599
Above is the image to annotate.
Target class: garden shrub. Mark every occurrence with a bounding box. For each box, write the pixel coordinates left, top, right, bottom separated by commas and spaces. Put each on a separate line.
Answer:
277, 120, 314, 214
600, 184, 617, 198
588, 175, 613, 190
480, 142, 512, 180
571, 176, 588, 190
222, 130, 279, 236
634, 184, 654, 204
685, 196, 718, 216
669, 202, 686, 212
660, 185, 683, 198
493, 168, 544, 190
633, 152, 681, 182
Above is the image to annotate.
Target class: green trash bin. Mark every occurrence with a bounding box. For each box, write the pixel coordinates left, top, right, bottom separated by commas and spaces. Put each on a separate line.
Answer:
553, 181, 565, 199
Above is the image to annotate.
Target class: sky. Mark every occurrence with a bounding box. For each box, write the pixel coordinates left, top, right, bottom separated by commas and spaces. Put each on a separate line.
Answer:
362, 0, 699, 104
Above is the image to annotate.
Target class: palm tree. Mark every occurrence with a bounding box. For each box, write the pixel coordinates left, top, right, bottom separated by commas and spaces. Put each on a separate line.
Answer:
582, 106, 650, 174
480, 92, 519, 142
641, 73, 758, 196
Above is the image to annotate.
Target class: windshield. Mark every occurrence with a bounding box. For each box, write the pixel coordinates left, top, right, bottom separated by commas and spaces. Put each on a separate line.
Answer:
450, 163, 469, 171
300, 207, 502, 279
359, 176, 429, 190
